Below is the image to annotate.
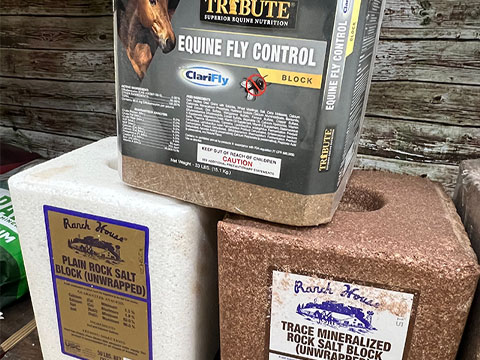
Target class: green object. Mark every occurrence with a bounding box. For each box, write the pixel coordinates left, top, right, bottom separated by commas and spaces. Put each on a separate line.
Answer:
0, 188, 28, 309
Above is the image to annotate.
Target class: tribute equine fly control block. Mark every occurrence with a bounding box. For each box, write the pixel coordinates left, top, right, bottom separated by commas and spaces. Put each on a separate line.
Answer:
218, 171, 480, 360
116, 0, 386, 225
8, 137, 221, 360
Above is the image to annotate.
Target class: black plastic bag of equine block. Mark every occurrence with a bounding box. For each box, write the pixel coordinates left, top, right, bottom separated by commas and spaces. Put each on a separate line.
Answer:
115, 0, 386, 226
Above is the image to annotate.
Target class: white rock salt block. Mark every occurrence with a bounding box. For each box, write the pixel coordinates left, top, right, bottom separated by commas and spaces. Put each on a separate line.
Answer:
8, 137, 221, 360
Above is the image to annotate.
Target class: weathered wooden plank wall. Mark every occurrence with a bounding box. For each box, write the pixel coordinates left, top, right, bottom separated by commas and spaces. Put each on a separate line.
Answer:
1, 0, 479, 194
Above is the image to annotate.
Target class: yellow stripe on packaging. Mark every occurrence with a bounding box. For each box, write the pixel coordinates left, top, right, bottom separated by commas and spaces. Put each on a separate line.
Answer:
346, 0, 362, 57
258, 68, 323, 89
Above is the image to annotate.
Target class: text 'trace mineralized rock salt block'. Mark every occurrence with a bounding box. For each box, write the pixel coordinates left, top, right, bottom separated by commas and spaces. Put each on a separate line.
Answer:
455, 159, 480, 360
218, 171, 480, 360
116, 0, 386, 226
8, 137, 222, 360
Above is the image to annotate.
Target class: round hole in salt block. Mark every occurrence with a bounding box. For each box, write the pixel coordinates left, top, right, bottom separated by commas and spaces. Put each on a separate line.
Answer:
338, 186, 385, 212
107, 158, 118, 171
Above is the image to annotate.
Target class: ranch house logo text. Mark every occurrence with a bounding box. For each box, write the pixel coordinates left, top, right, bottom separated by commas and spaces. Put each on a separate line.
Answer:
63, 217, 125, 243
200, 0, 299, 28
294, 280, 380, 309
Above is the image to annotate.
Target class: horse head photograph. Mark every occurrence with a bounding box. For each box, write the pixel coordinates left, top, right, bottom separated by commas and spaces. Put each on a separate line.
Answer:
118, 0, 181, 79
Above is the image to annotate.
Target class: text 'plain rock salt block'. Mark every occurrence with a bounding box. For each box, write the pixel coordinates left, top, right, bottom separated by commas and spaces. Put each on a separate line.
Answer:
455, 159, 480, 360
117, 0, 387, 227
218, 170, 480, 360
8, 137, 222, 360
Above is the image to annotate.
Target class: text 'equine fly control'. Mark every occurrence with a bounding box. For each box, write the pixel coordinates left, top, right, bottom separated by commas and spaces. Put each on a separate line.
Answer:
115, 0, 386, 225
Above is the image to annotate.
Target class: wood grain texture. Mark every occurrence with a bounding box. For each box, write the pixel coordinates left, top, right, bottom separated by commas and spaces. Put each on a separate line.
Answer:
355, 154, 459, 195
0, 16, 113, 50
374, 40, 480, 85
366, 81, 480, 126
0, 127, 92, 159
0, 77, 115, 114
0, 105, 116, 140
360, 116, 480, 165
381, 0, 480, 39
0, 0, 111, 16
0, 48, 114, 82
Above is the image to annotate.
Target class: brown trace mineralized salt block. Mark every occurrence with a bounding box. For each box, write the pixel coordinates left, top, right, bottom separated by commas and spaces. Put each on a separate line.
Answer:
454, 159, 480, 360
218, 170, 480, 360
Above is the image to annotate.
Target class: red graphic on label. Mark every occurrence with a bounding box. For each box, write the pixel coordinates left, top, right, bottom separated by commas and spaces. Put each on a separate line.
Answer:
246, 74, 267, 97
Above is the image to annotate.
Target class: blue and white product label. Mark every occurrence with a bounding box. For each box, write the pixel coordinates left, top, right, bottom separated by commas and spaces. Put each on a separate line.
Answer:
268, 271, 416, 360
44, 206, 152, 360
